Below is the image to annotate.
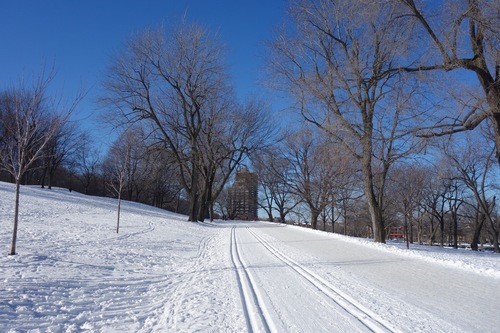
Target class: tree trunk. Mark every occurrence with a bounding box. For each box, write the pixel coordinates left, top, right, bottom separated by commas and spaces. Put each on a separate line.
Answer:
280, 211, 286, 223
198, 180, 212, 222
9, 181, 21, 255
188, 167, 200, 222
366, 193, 385, 243
493, 230, 499, 253
310, 209, 319, 229
343, 203, 348, 235
48, 167, 54, 190
404, 214, 410, 250
361, 144, 385, 243
209, 202, 215, 222
470, 213, 485, 251
267, 209, 274, 222
197, 200, 208, 222
417, 223, 423, 245
429, 217, 435, 246
440, 218, 445, 247
189, 193, 199, 222
116, 191, 121, 234
453, 211, 458, 249
409, 217, 414, 244
40, 167, 47, 189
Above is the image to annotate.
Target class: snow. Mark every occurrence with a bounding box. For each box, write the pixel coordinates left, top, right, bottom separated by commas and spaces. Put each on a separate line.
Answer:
294, 226, 500, 279
1, 181, 499, 332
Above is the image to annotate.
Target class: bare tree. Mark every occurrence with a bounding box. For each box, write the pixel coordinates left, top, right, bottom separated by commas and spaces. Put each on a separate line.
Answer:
395, 0, 500, 163
422, 173, 454, 247
445, 180, 465, 249
197, 97, 273, 221
254, 151, 278, 222
484, 205, 500, 252
446, 132, 499, 251
73, 133, 102, 195
142, 148, 182, 210
270, 0, 422, 242
460, 201, 487, 251
330, 145, 362, 235
286, 128, 335, 229
103, 22, 273, 222
253, 146, 299, 223
0, 72, 79, 255
39, 121, 81, 189
392, 164, 431, 248
104, 129, 136, 233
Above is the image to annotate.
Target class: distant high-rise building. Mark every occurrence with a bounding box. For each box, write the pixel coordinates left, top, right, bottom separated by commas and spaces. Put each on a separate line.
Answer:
227, 169, 258, 220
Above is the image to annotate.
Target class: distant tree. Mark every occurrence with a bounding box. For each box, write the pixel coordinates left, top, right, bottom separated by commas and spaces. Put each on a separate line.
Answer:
0, 72, 80, 255
484, 206, 500, 252
422, 173, 453, 247
392, 164, 431, 248
115, 126, 148, 202
286, 128, 335, 229
329, 144, 361, 234
143, 148, 182, 210
445, 180, 465, 249
39, 121, 81, 189
73, 133, 102, 195
446, 132, 499, 251
254, 150, 278, 222
253, 146, 299, 223
460, 201, 487, 251
213, 187, 230, 219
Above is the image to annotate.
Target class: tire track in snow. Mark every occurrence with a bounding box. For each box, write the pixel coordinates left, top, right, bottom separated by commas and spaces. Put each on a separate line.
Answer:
247, 227, 400, 333
230, 226, 275, 333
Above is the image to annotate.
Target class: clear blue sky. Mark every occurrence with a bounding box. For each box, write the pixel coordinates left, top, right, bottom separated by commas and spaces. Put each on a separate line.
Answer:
0, 0, 286, 143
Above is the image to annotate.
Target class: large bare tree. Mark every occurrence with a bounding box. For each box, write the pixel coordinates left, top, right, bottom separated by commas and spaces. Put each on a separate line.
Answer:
103, 22, 273, 221
395, 0, 500, 162
270, 0, 422, 242
0, 72, 79, 255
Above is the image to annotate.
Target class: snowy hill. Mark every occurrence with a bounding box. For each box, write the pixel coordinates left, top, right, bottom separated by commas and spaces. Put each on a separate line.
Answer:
0, 182, 243, 332
1, 181, 499, 332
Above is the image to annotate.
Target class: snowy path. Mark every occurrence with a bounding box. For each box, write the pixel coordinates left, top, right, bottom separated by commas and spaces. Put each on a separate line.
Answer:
233, 222, 500, 333
232, 225, 396, 333
1, 182, 499, 332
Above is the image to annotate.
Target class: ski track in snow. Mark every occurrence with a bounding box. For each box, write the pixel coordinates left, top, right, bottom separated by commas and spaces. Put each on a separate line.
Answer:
1, 182, 499, 332
245, 227, 397, 333
230, 226, 274, 333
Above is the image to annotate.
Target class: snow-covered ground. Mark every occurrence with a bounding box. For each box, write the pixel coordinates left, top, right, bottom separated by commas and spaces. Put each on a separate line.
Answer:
0, 181, 499, 332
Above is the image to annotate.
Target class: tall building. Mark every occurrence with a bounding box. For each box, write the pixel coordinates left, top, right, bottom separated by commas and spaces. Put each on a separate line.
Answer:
227, 169, 258, 220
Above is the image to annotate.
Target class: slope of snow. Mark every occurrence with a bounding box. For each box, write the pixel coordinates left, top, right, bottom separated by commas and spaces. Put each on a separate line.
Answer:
0, 182, 245, 332
1, 181, 499, 332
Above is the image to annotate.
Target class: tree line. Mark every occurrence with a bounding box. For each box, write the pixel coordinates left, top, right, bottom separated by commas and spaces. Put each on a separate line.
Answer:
254, 126, 499, 252
1, 0, 499, 254
265, 0, 499, 249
